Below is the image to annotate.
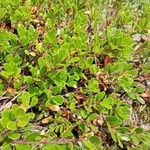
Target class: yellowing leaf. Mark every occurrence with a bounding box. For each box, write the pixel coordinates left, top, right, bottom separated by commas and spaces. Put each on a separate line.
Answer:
48, 104, 60, 112
42, 116, 51, 124
30, 52, 36, 57
7, 87, 15, 95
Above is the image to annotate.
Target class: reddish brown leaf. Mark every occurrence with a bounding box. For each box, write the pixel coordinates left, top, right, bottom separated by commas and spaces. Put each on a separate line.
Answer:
104, 55, 111, 66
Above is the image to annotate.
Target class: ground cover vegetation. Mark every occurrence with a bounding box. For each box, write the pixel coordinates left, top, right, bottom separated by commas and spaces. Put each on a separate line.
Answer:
0, 0, 150, 149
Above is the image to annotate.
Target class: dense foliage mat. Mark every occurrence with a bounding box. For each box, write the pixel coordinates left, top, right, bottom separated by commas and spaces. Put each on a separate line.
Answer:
0, 0, 150, 149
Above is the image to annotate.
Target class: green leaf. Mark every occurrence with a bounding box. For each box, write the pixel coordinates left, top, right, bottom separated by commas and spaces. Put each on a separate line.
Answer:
30, 97, 38, 107
25, 132, 40, 141
40, 66, 47, 77
7, 121, 17, 131
23, 76, 33, 84
88, 78, 99, 93
85, 57, 93, 68
87, 113, 98, 122
80, 108, 89, 119
130, 133, 140, 145
38, 57, 46, 68
95, 92, 106, 100
135, 127, 144, 133
89, 136, 102, 145
55, 69, 67, 82
118, 138, 123, 148
90, 64, 100, 74
27, 112, 35, 119
100, 97, 114, 110
0, 8, 6, 20
17, 114, 29, 127
52, 95, 64, 105
68, 57, 80, 64
46, 28, 56, 42
136, 96, 145, 104
116, 104, 130, 120
61, 126, 73, 138
51, 86, 62, 94
17, 24, 26, 38
15, 144, 31, 150
54, 49, 69, 65
0, 117, 10, 128
21, 91, 30, 107
106, 122, 117, 142
42, 144, 68, 150
83, 140, 96, 149
1, 143, 12, 150
8, 131, 21, 140
106, 116, 122, 126
15, 108, 25, 118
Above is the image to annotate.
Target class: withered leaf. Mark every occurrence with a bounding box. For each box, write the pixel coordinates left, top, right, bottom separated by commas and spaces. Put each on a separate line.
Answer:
75, 91, 87, 100
141, 90, 150, 104
104, 55, 111, 66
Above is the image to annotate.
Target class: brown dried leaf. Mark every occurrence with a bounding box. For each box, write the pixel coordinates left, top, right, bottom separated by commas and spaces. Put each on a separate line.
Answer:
61, 108, 74, 122
75, 91, 87, 101
96, 72, 111, 91
66, 7, 73, 16
37, 26, 45, 35
107, 7, 118, 17
93, 115, 104, 126
61, 108, 71, 117
31, 6, 38, 15
97, 115, 104, 126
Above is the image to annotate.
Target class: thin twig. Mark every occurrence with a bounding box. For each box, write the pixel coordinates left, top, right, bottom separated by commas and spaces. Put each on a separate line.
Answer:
0, 129, 9, 136
11, 138, 78, 145
0, 86, 28, 112
0, 96, 10, 101
0, 91, 7, 97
